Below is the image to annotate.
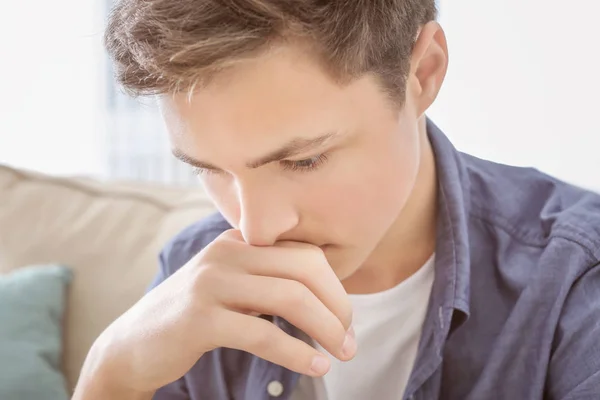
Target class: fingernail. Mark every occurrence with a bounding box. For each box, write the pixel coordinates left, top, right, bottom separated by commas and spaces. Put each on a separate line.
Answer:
309, 354, 330, 376
342, 329, 357, 359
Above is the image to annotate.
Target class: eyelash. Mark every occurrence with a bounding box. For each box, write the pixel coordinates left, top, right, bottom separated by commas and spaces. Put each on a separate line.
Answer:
192, 154, 329, 176
192, 167, 212, 176
280, 154, 329, 173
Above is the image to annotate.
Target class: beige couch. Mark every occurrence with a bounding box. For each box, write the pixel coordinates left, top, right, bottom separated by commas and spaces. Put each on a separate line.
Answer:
0, 164, 216, 393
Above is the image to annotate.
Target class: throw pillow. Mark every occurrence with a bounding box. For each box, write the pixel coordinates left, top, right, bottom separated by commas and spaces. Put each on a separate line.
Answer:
0, 264, 72, 400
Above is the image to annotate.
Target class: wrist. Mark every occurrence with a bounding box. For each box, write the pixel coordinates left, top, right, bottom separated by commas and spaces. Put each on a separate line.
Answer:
73, 378, 153, 400
73, 337, 153, 400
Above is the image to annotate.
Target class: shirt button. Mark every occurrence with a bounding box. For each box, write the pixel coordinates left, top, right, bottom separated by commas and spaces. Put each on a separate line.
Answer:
267, 380, 284, 397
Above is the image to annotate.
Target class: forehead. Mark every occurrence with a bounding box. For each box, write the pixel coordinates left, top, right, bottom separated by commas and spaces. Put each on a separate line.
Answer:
158, 44, 392, 156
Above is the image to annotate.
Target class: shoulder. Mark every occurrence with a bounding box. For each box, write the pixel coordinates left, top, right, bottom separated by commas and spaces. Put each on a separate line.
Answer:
160, 212, 232, 276
458, 155, 600, 396
463, 153, 600, 265
547, 258, 600, 398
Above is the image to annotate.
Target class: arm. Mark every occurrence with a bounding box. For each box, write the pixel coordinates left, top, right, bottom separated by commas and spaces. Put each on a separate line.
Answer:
72, 338, 154, 400
73, 370, 188, 400
546, 262, 600, 399
72, 383, 152, 400
73, 228, 352, 400
73, 247, 190, 400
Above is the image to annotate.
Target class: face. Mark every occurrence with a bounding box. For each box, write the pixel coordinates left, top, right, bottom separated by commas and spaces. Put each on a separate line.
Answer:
160, 26, 446, 282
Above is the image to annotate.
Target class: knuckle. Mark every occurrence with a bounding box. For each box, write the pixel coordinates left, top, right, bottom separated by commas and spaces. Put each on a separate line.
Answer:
180, 270, 220, 323
190, 264, 224, 293
305, 245, 327, 264
297, 248, 327, 281
247, 326, 278, 353
203, 238, 231, 258
283, 281, 312, 310
202, 231, 248, 265
200, 239, 241, 268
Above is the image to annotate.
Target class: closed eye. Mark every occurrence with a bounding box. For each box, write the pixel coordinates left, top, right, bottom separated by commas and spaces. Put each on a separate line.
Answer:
192, 153, 330, 176
280, 154, 329, 172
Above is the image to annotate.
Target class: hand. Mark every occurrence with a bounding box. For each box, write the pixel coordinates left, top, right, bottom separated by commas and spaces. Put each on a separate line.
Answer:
74, 229, 355, 396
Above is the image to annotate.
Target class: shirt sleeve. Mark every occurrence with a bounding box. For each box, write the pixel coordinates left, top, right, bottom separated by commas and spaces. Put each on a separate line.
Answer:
546, 261, 600, 399
153, 378, 190, 400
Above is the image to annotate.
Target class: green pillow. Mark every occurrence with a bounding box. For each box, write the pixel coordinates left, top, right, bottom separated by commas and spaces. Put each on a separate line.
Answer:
0, 264, 72, 400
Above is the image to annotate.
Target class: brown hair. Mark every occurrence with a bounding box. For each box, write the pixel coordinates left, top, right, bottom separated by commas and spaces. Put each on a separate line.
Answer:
104, 0, 437, 102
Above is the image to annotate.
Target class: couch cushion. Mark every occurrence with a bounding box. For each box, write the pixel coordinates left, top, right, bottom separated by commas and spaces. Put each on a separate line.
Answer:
0, 264, 72, 400
0, 164, 216, 391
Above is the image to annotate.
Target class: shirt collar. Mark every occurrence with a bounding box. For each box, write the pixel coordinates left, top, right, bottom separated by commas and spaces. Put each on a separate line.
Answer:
402, 119, 473, 395
427, 117, 471, 319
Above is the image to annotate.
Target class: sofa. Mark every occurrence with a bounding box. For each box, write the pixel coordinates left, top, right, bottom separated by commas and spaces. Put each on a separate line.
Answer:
0, 163, 216, 394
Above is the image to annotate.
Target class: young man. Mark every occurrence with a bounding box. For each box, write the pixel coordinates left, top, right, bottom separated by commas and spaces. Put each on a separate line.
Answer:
74, 1, 600, 399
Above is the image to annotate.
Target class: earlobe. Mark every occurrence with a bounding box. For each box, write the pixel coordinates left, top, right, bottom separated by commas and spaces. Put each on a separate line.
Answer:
410, 22, 449, 116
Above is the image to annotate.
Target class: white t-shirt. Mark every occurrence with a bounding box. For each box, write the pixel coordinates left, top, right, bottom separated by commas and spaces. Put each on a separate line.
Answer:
291, 255, 435, 400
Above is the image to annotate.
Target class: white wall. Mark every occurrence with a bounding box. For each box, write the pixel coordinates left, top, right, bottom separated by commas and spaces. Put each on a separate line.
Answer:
0, 0, 106, 177
430, 0, 600, 192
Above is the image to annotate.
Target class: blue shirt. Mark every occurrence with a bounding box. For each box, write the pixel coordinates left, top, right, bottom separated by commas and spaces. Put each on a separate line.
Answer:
149, 120, 600, 399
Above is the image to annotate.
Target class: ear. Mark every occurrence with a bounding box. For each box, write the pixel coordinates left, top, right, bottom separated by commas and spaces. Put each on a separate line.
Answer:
408, 21, 449, 117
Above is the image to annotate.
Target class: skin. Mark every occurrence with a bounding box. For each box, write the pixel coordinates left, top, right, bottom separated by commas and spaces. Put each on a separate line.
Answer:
73, 21, 448, 400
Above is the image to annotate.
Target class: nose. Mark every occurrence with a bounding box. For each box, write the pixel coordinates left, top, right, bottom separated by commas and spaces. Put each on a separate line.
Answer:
236, 179, 299, 246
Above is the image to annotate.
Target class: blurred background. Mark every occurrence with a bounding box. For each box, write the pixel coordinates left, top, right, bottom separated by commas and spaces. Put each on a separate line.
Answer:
0, 0, 599, 190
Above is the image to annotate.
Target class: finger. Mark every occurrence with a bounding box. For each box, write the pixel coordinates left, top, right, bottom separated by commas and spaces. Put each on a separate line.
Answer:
211, 230, 352, 330
218, 274, 355, 361
213, 309, 332, 377
241, 242, 353, 331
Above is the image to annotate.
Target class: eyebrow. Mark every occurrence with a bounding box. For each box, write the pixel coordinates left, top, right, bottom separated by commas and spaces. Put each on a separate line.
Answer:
172, 132, 338, 171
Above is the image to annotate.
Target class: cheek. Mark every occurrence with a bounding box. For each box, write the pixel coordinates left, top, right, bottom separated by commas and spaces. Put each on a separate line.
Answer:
307, 132, 420, 230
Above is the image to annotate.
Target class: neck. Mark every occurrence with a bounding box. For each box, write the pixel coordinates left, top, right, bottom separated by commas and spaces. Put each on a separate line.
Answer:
343, 118, 438, 294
